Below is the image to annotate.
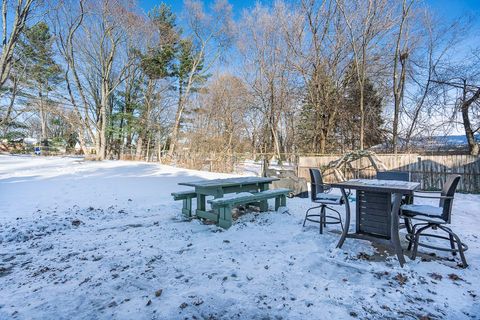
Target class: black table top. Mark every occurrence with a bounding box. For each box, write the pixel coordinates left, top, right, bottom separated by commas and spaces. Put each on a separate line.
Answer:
178, 176, 279, 188
331, 179, 420, 194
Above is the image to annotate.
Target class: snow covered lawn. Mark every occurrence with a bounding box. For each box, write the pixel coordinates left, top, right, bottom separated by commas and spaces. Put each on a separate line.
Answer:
0, 155, 479, 319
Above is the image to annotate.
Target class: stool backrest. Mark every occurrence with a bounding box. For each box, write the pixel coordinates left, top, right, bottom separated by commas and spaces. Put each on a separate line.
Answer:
309, 168, 325, 202
376, 171, 410, 181
440, 175, 461, 222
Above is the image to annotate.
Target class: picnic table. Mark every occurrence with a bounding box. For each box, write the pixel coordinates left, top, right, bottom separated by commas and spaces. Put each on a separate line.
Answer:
331, 179, 420, 267
176, 177, 282, 228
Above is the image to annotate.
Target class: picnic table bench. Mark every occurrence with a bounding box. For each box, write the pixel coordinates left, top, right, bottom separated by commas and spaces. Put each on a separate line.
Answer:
172, 177, 291, 228
208, 188, 291, 228
171, 190, 197, 216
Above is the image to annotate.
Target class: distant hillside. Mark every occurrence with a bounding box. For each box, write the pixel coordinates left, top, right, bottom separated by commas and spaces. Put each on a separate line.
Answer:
370, 134, 480, 154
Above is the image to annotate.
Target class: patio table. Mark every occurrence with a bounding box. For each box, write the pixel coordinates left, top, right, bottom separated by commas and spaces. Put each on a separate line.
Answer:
330, 179, 420, 267
178, 177, 279, 221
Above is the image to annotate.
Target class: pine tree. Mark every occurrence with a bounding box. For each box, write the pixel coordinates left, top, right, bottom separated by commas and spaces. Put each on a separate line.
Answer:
296, 66, 340, 153
18, 22, 62, 145
129, 3, 180, 159
341, 64, 384, 149
140, 3, 177, 80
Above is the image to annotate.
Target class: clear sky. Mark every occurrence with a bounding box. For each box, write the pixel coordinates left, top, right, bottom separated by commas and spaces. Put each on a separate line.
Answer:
139, 0, 251, 17
138, 0, 480, 21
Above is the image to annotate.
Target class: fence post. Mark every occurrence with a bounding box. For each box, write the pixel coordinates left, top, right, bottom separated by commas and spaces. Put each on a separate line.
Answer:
261, 155, 267, 177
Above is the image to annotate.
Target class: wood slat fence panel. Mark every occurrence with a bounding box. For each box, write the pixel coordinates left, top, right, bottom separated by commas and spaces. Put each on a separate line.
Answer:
298, 154, 480, 193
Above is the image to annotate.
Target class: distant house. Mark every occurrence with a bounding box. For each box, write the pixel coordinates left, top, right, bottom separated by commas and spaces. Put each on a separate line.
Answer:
24, 137, 38, 145
370, 134, 480, 154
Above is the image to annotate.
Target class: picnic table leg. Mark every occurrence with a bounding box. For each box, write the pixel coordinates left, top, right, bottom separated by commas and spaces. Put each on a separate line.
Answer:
218, 206, 233, 229
212, 189, 224, 224
390, 192, 406, 267
274, 194, 286, 210
196, 193, 206, 214
336, 187, 350, 248
182, 198, 192, 217
259, 183, 269, 212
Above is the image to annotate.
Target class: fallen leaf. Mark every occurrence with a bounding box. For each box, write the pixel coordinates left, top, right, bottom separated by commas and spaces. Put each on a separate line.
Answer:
428, 273, 442, 281
448, 273, 463, 281
394, 273, 408, 285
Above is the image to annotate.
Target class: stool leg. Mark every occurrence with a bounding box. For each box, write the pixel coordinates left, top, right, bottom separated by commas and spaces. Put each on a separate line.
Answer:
411, 224, 432, 260
448, 233, 457, 256
319, 206, 325, 234
448, 229, 468, 268
411, 231, 419, 261
404, 218, 412, 234
303, 208, 309, 227
407, 222, 417, 251
338, 211, 344, 232
303, 205, 321, 228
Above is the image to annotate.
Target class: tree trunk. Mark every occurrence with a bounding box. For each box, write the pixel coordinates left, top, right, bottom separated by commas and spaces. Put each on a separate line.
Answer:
0, 75, 17, 135
359, 87, 365, 150
392, 0, 412, 154
135, 136, 143, 160
319, 130, 326, 154
97, 81, 109, 160
146, 135, 151, 162
270, 125, 282, 160
0, 0, 34, 90
77, 132, 88, 155
38, 91, 48, 146
392, 96, 400, 154
168, 83, 184, 158
461, 82, 480, 156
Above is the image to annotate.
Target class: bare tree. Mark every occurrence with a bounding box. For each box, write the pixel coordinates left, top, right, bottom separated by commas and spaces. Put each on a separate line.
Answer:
0, 0, 35, 90
403, 11, 472, 148
53, 0, 94, 154
391, 0, 414, 153
167, 0, 234, 158
459, 79, 480, 155
433, 63, 480, 155
336, 0, 393, 150
238, 2, 296, 160
282, 0, 352, 153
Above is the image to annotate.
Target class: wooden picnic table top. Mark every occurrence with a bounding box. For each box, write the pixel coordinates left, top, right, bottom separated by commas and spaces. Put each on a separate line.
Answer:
178, 176, 279, 189
331, 179, 420, 194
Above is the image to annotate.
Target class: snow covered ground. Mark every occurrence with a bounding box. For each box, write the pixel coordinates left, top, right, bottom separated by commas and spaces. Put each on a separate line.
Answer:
0, 155, 479, 319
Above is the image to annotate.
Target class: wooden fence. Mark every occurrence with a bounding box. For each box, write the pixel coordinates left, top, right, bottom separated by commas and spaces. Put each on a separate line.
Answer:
298, 154, 480, 193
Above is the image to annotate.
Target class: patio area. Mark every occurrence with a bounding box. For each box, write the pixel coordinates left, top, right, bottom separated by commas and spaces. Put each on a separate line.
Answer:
0, 155, 479, 319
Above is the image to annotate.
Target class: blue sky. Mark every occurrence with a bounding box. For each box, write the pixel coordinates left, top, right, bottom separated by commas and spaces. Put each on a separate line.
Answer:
139, 0, 480, 21
139, 0, 251, 17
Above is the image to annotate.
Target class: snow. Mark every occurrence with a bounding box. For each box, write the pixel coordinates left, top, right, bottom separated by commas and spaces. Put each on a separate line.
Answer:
1, 155, 479, 319
350, 179, 419, 188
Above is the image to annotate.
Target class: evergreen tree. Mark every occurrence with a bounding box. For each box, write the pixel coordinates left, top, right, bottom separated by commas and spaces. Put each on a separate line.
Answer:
296, 66, 339, 153
121, 3, 180, 159
340, 64, 384, 150
140, 3, 177, 80
18, 22, 62, 145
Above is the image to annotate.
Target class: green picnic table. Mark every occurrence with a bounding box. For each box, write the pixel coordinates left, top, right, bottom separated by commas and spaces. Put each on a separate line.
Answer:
174, 177, 283, 228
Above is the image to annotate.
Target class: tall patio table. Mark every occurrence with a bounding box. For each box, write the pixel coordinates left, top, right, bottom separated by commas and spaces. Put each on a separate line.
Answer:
178, 177, 279, 221
331, 179, 420, 267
